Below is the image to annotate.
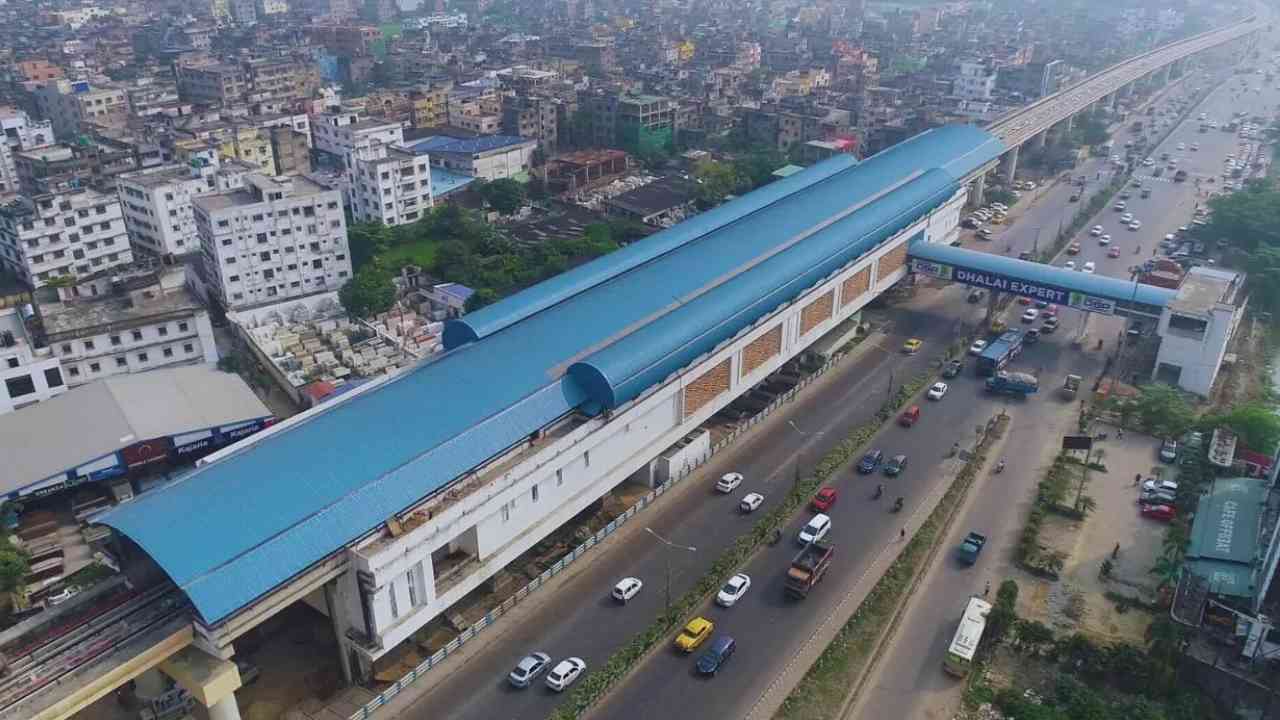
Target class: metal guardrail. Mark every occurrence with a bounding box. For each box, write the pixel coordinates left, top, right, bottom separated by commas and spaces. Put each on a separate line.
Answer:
344, 351, 851, 720
989, 16, 1258, 147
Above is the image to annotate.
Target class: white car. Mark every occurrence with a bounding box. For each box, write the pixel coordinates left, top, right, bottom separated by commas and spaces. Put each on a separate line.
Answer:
716, 472, 743, 493
545, 658, 587, 692
1021, 308, 1040, 323
1090, 225, 1104, 236
1120, 213, 1133, 223
716, 573, 752, 607
1083, 261, 1096, 274
1177, 143, 1186, 150
798, 513, 831, 544
1143, 158, 1155, 166
739, 492, 764, 513
927, 382, 949, 400
968, 339, 988, 355
46, 586, 80, 607
612, 577, 643, 603
1098, 234, 1111, 245
1064, 260, 1076, 271
1129, 220, 1141, 231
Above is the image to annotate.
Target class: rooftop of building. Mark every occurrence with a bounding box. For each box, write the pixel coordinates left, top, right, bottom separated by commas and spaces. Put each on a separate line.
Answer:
192, 174, 329, 212
1186, 476, 1271, 600
0, 364, 271, 497
409, 134, 532, 156
604, 175, 696, 216
1170, 266, 1246, 316
430, 166, 477, 197
97, 124, 1007, 625
39, 269, 205, 338
117, 163, 202, 189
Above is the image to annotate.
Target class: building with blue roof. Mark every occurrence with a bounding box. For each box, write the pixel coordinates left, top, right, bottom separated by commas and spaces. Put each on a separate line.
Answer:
96, 124, 1005, 678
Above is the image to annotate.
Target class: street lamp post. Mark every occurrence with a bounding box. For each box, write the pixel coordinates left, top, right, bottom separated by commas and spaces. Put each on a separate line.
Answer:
645, 527, 696, 613
788, 420, 825, 489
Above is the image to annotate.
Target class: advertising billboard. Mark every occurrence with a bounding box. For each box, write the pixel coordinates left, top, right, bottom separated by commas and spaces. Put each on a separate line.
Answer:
912, 259, 1116, 315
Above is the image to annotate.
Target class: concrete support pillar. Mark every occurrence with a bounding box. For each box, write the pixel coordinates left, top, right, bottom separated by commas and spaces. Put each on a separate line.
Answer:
969, 173, 986, 207
1063, 114, 1075, 134
134, 668, 169, 699
208, 694, 242, 720
1106, 92, 1118, 110
1033, 130, 1048, 149
324, 580, 355, 687
1001, 146, 1019, 184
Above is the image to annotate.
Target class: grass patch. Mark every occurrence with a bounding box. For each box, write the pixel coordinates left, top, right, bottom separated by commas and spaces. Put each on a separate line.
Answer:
382, 238, 440, 270
775, 416, 1008, 720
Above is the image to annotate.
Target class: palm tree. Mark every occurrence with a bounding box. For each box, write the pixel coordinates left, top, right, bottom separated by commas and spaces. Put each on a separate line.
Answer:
1042, 550, 1068, 575
1075, 495, 1098, 516
1150, 554, 1182, 591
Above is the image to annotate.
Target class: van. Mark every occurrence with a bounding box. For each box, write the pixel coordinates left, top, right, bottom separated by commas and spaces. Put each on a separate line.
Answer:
799, 514, 831, 544
696, 636, 736, 675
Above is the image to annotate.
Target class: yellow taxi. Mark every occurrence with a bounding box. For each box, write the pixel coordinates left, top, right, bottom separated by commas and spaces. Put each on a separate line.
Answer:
902, 338, 923, 354
674, 616, 715, 653
990, 320, 1008, 334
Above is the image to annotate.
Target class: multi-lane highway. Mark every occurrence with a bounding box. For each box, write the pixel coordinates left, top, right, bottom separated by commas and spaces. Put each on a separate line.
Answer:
850, 54, 1280, 720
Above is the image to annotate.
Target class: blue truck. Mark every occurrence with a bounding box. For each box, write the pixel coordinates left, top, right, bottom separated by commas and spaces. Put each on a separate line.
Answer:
976, 330, 1025, 376
986, 370, 1039, 396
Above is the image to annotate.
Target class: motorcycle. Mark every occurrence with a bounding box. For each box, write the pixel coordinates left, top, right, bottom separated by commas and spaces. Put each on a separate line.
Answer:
995, 459, 1006, 474
1094, 431, 1109, 441
874, 484, 884, 500
892, 497, 905, 513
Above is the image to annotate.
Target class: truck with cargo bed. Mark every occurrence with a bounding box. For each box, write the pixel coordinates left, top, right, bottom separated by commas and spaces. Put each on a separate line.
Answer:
785, 541, 834, 599
986, 370, 1039, 396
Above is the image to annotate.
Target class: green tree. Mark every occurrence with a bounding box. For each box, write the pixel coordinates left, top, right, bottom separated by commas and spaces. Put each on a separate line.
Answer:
987, 189, 1018, 207
693, 159, 746, 207
338, 262, 396, 318
735, 149, 786, 189
464, 287, 501, 313
1130, 384, 1195, 438
347, 222, 392, 271
1192, 178, 1280, 253
1080, 118, 1110, 146
0, 541, 29, 593
1149, 554, 1182, 591
1214, 402, 1280, 454
478, 178, 527, 215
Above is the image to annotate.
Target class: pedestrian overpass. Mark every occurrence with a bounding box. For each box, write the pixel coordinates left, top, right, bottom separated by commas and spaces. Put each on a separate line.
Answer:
908, 242, 1176, 319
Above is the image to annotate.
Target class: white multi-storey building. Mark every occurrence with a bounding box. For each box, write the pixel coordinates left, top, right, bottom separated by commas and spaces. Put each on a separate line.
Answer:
0, 189, 134, 288
0, 108, 55, 196
954, 61, 997, 101
0, 306, 66, 414
1153, 267, 1246, 396
39, 263, 219, 386
345, 144, 434, 226
116, 159, 255, 258
193, 173, 352, 311
313, 112, 404, 167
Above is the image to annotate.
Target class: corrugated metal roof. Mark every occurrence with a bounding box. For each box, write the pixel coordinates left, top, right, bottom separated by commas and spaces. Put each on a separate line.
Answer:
907, 242, 1178, 308
1185, 476, 1267, 598
96, 124, 1006, 625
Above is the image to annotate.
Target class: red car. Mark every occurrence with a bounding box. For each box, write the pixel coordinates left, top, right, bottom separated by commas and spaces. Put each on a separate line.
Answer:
811, 487, 838, 512
1017, 296, 1032, 305
1044, 304, 1058, 317
1141, 504, 1176, 521
1067, 242, 1082, 255
1108, 246, 1121, 258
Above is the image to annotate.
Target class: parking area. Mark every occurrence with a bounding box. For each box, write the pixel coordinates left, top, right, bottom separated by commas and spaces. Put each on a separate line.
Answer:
1019, 430, 1173, 644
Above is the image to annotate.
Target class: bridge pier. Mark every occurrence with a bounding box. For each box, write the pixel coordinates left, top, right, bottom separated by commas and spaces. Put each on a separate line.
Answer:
969, 173, 986, 207
1000, 146, 1019, 184
1032, 130, 1048, 149
324, 579, 357, 686
209, 694, 243, 720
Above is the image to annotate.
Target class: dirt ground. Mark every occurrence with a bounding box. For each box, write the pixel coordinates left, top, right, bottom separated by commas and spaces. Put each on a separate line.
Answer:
1016, 430, 1171, 645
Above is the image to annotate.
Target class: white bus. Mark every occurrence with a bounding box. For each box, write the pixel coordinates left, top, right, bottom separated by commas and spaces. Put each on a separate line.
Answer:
943, 596, 993, 677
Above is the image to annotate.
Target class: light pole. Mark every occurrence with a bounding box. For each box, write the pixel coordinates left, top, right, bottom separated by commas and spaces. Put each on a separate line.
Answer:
788, 420, 825, 489
645, 527, 696, 613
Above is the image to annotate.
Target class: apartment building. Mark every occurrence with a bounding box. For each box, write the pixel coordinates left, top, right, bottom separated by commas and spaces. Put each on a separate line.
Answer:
0, 189, 134, 288
0, 108, 54, 196
0, 307, 66, 415
345, 144, 433, 226
39, 264, 219, 386
116, 159, 255, 258
502, 95, 559, 156
31, 80, 131, 140
409, 86, 449, 129
176, 63, 248, 107
312, 113, 404, 166
177, 60, 316, 110
193, 174, 351, 311
954, 61, 998, 101
410, 135, 537, 181
447, 88, 502, 135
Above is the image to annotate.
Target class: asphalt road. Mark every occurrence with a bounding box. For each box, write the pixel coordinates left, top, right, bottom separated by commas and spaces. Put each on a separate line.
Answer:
850, 57, 1280, 720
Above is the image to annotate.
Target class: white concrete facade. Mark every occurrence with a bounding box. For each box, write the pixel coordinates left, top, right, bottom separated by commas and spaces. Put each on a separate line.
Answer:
321, 185, 966, 663
0, 189, 134, 288
41, 266, 219, 386
0, 307, 66, 415
346, 144, 434, 226
117, 161, 254, 258
313, 113, 404, 168
0, 109, 54, 196
1153, 267, 1246, 396
193, 174, 352, 311
955, 61, 997, 101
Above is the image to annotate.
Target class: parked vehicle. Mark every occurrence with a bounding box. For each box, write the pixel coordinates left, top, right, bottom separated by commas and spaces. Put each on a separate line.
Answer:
985, 370, 1039, 396
785, 541, 835, 599
957, 532, 988, 565
927, 382, 949, 400
1174, 169, 1189, 182
1159, 438, 1178, 463
1141, 504, 1176, 521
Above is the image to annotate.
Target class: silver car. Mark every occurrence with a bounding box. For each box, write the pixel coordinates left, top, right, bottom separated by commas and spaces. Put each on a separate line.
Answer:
508, 652, 551, 688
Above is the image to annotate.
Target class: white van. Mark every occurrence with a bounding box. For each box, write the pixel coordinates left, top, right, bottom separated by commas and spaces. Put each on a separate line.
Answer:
798, 514, 831, 544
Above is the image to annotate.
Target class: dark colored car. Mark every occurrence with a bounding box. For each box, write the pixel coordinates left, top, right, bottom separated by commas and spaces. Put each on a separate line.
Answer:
884, 454, 908, 477
696, 636, 737, 675
858, 449, 884, 474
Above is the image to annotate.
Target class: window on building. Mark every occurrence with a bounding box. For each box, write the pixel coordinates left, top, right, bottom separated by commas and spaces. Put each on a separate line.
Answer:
84, 340, 95, 351
60, 343, 71, 354
556, 468, 563, 486
137, 352, 148, 363
183, 343, 194, 353
259, 252, 271, 261
406, 568, 419, 607
68, 366, 79, 377
257, 232, 268, 243
5, 358, 16, 369
532, 484, 539, 503
163, 347, 173, 358
89, 362, 100, 372
388, 585, 399, 620
178, 322, 189, 332
43, 367, 63, 388
115, 357, 127, 367
501, 503, 510, 523
110, 335, 121, 346
131, 330, 143, 341
312, 259, 322, 269
4, 375, 35, 398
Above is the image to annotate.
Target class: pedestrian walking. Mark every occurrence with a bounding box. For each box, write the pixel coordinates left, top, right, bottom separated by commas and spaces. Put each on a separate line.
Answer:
1113, 542, 1121, 559
1134, 473, 1142, 485
900, 528, 906, 541
984, 580, 991, 597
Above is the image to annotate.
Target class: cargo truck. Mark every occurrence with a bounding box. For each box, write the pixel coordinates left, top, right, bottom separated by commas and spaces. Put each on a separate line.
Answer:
985, 370, 1039, 396
785, 541, 834, 599
1060, 374, 1081, 401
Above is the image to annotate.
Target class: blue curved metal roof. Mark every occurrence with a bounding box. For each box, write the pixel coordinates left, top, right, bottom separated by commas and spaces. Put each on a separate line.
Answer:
442, 154, 860, 348
906, 242, 1177, 307
95, 124, 1005, 625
